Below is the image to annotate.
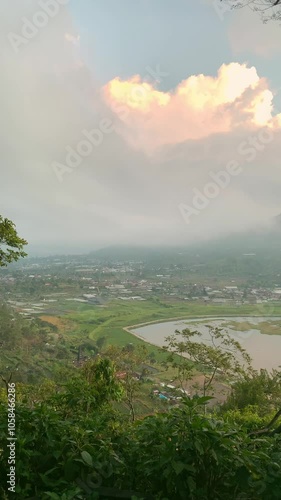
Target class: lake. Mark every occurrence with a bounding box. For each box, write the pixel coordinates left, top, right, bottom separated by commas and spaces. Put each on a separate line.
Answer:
131, 317, 281, 371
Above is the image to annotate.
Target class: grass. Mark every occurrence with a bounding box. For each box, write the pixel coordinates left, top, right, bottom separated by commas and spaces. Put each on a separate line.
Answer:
259, 321, 281, 335
53, 299, 281, 360
19, 297, 281, 390
226, 319, 281, 336
223, 320, 257, 332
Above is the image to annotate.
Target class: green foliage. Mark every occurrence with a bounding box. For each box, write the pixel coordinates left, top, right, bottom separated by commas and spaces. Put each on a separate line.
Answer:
0, 358, 125, 498
0, 305, 54, 385
104, 344, 150, 422
223, 369, 281, 416
1, 390, 281, 499
45, 358, 124, 421
0, 400, 121, 499
0, 215, 27, 267
221, 406, 270, 432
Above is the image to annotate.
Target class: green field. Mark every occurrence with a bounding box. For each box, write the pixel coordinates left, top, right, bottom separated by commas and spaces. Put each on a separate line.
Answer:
6, 298, 280, 385
60, 299, 281, 359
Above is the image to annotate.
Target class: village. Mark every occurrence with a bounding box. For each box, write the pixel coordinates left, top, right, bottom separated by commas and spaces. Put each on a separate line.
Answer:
1, 252, 281, 318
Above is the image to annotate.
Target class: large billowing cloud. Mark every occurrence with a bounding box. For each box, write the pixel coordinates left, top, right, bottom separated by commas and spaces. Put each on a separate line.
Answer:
1, 2, 281, 254
104, 62, 281, 152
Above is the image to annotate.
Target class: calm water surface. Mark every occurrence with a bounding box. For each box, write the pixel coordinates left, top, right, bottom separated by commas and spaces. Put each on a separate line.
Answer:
132, 317, 281, 371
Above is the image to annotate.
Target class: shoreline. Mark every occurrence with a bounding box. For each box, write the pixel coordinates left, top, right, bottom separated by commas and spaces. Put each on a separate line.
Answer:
124, 314, 281, 348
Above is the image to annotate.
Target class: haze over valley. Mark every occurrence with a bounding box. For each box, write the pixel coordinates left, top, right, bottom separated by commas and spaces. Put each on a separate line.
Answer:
1, 2, 281, 499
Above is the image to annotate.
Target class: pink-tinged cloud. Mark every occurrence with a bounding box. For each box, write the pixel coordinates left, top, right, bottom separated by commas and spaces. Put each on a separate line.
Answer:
103, 63, 281, 152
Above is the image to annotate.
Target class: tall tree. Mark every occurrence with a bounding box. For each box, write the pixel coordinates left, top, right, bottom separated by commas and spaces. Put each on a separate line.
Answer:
164, 326, 252, 410
104, 344, 149, 421
0, 215, 27, 267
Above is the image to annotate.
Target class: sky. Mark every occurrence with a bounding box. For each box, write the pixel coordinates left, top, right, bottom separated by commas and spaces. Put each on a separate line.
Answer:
1, 0, 281, 255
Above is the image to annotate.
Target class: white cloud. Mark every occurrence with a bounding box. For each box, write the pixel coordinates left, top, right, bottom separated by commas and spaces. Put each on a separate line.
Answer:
1, 1, 281, 254
103, 62, 281, 153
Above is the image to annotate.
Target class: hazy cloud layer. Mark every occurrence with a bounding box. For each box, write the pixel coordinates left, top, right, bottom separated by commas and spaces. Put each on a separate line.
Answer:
227, 6, 281, 57
1, 1, 281, 255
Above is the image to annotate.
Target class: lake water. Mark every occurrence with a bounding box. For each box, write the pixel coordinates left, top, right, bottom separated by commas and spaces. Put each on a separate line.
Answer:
131, 317, 281, 371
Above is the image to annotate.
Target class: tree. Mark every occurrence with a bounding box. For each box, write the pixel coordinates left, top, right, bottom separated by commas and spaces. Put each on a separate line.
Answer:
46, 358, 123, 421
164, 326, 252, 409
220, 0, 281, 23
0, 215, 27, 267
223, 368, 281, 415
104, 344, 149, 421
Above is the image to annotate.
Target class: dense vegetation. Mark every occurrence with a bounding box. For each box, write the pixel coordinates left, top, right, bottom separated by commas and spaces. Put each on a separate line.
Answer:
1, 295, 281, 498
0, 299, 281, 499
1, 355, 281, 499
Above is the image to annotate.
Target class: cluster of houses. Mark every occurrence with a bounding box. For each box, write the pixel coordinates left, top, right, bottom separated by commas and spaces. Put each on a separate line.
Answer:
152, 383, 190, 402
3, 255, 281, 314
